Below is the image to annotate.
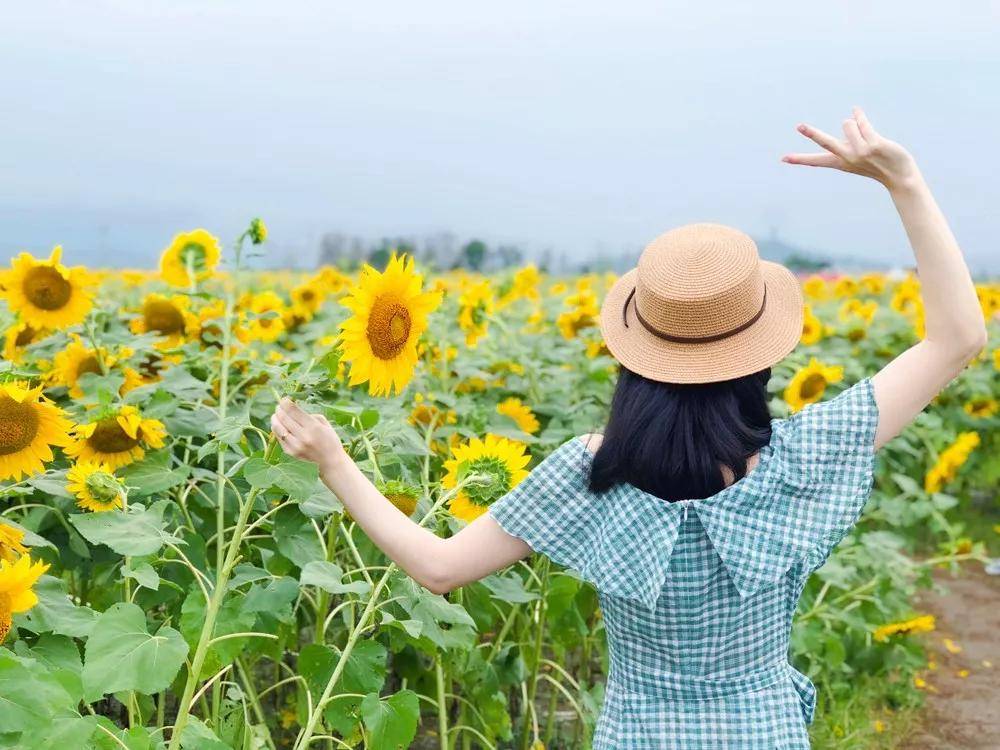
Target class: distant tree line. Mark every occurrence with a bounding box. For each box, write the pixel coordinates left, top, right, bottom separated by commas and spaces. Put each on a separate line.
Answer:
316, 230, 834, 274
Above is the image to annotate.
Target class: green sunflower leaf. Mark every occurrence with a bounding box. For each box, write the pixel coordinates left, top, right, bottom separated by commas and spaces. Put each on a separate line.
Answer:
81, 602, 188, 701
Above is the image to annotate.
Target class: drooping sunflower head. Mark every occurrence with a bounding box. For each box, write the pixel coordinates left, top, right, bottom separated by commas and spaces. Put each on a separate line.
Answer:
159, 229, 222, 288
783, 357, 845, 413
345, 480, 421, 524
3, 321, 48, 363
130, 293, 198, 346
66, 405, 166, 470
66, 459, 127, 512
49, 334, 112, 398
0, 381, 74, 482
248, 218, 268, 245
337, 254, 443, 397
0, 523, 28, 563
0, 246, 94, 330
457, 280, 494, 348
497, 397, 540, 435
0, 554, 50, 642
442, 434, 531, 522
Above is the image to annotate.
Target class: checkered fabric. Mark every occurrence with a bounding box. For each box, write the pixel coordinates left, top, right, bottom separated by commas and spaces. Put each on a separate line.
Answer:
488, 377, 880, 749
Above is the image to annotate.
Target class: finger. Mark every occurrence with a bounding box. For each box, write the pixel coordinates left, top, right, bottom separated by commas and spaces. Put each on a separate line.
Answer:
842, 118, 865, 151
853, 106, 877, 140
312, 413, 331, 427
277, 398, 307, 428
781, 152, 842, 168
277, 431, 303, 456
271, 411, 297, 439
796, 123, 847, 157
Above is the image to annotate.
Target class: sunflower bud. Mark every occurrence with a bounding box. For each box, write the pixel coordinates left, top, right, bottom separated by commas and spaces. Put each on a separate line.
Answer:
248, 218, 268, 245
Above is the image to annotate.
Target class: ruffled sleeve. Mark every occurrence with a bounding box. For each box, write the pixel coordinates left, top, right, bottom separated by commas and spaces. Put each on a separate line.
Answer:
487, 437, 683, 612
774, 375, 881, 569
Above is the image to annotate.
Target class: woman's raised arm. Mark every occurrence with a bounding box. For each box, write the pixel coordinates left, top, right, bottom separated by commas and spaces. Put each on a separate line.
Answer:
784, 107, 988, 451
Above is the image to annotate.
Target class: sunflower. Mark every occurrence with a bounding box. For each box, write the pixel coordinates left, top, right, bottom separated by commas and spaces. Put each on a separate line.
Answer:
337, 254, 443, 397
344, 480, 421, 524
963, 398, 998, 419
783, 357, 844, 413
0, 554, 50, 642
924, 432, 980, 493
442, 434, 530, 522
801, 275, 829, 300
833, 276, 859, 298
66, 405, 166, 470
291, 278, 326, 318
800, 305, 823, 345
0, 381, 74, 481
498, 264, 542, 308
130, 293, 198, 346
248, 217, 268, 245
66, 460, 126, 512
0, 524, 28, 563
3, 321, 48, 363
0, 246, 94, 330
873, 614, 935, 642
458, 280, 494, 348
159, 229, 222, 288
497, 397, 540, 434
238, 290, 288, 343
49, 334, 112, 398
315, 267, 352, 296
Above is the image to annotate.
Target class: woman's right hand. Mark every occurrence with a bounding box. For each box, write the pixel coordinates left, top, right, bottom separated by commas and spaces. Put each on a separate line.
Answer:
782, 107, 920, 192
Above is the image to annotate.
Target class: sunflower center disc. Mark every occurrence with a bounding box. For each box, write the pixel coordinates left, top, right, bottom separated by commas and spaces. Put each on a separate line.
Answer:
144, 300, 185, 335
799, 373, 827, 400
15, 325, 38, 346
77, 356, 102, 379
22, 266, 72, 310
88, 418, 140, 453
0, 395, 40, 456
366, 298, 412, 360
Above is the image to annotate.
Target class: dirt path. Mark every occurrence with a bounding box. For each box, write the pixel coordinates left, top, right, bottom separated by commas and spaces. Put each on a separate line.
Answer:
902, 567, 1000, 749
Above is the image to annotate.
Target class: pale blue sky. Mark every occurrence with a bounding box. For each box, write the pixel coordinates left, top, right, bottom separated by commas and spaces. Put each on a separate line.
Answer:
1, 1, 998, 273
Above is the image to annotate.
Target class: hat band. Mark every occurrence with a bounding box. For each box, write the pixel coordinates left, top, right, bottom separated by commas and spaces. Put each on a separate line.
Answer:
623, 284, 768, 344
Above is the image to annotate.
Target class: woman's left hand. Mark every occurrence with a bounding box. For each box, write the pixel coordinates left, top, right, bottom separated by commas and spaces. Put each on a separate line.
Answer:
270, 398, 348, 471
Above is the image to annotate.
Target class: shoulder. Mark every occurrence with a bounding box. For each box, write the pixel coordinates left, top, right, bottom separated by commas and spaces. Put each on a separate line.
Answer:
576, 433, 603, 455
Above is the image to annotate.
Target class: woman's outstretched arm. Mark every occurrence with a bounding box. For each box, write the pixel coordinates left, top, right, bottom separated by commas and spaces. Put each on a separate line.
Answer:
784, 107, 988, 451
270, 399, 532, 594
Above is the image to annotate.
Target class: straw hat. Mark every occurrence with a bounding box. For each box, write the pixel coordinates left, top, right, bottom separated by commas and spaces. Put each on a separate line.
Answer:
600, 223, 804, 384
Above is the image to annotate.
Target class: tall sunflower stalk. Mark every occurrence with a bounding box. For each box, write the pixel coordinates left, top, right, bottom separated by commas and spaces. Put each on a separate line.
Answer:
292, 472, 478, 750
167, 224, 264, 750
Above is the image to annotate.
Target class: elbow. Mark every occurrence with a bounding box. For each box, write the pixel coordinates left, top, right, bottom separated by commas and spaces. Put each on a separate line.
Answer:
929, 324, 989, 368
954, 325, 989, 362
423, 568, 454, 596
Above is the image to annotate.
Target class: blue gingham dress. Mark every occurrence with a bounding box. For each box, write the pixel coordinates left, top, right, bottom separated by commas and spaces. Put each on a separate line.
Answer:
487, 377, 880, 749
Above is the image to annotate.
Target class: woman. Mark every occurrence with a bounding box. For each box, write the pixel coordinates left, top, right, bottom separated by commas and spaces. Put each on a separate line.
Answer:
270, 108, 987, 748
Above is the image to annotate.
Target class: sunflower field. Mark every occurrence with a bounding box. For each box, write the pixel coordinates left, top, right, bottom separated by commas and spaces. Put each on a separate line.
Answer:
1, 221, 998, 750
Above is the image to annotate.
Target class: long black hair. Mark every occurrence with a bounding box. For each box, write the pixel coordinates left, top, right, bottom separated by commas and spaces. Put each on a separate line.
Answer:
587, 365, 773, 503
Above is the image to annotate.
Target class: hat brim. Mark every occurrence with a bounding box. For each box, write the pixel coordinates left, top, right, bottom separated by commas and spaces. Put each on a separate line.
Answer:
599, 261, 804, 384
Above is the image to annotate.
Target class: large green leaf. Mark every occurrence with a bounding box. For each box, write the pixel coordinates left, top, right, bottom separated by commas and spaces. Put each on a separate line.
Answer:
300, 561, 371, 596
360, 689, 419, 750
16, 575, 99, 638
243, 456, 318, 501
69, 500, 179, 556
121, 450, 191, 496
298, 640, 387, 736
0, 651, 78, 733
82, 602, 188, 701
180, 717, 233, 750
273, 506, 324, 567
179, 585, 256, 677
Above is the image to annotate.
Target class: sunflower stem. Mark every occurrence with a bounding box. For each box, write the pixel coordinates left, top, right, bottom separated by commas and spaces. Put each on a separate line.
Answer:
293, 480, 465, 750
518, 555, 550, 750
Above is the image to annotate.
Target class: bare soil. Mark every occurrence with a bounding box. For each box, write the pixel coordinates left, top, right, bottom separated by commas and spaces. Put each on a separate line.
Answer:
902, 567, 1000, 749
